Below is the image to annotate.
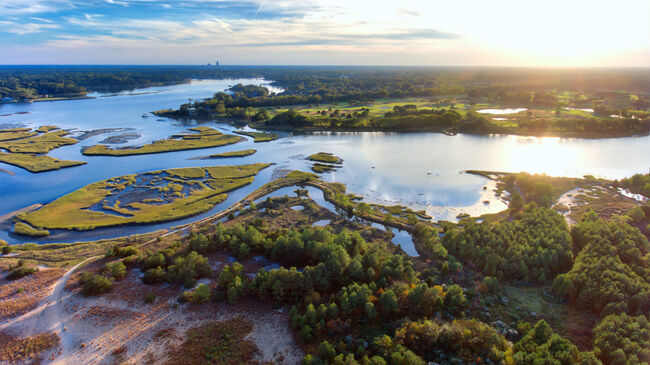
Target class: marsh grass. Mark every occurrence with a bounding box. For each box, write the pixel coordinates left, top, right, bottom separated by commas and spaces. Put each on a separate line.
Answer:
82, 127, 243, 156
308, 152, 341, 164
13, 222, 50, 237
234, 130, 278, 142
0, 152, 86, 173
209, 149, 257, 158
0, 130, 77, 154
18, 163, 270, 232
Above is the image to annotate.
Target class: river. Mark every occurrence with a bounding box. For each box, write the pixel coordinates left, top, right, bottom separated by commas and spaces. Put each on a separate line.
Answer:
1, 79, 648, 244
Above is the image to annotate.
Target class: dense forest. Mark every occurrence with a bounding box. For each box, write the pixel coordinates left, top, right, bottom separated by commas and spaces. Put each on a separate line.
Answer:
74, 180, 650, 365
2, 65, 649, 103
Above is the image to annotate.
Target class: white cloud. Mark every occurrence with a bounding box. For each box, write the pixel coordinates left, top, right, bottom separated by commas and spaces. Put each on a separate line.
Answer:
0, 0, 648, 66
0, 21, 60, 35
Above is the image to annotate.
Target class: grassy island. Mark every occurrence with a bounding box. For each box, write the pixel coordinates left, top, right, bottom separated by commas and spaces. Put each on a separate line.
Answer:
233, 130, 278, 142
82, 127, 243, 156
308, 152, 342, 164
15, 163, 270, 234
0, 126, 86, 173
0, 129, 78, 154
0, 153, 86, 173
13, 222, 50, 237
308, 152, 342, 173
209, 149, 257, 158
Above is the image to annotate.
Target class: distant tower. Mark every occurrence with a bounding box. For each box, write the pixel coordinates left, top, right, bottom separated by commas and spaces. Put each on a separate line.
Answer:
216, 61, 220, 67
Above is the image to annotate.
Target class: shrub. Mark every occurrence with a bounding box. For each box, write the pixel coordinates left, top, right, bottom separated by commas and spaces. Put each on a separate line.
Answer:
188, 283, 212, 304
117, 246, 139, 257
105, 261, 126, 280
79, 272, 113, 296
144, 292, 157, 303
141, 253, 166, 270
142, 267, 167, 284
0, 240, 10, 255
6, 266, 39, 280
167, 251, 212, 288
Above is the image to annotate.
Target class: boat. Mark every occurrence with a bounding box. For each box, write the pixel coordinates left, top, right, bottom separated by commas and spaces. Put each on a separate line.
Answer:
141, 113, 149, 118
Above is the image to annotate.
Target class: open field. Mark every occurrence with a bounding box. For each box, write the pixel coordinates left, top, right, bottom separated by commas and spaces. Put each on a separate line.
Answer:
82, 127, 243, 156
15, 163, 270, 234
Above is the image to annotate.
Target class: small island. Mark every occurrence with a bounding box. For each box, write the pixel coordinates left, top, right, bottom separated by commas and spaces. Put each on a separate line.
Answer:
14, 163, 271, 235
82, 127, 243, 156
233, 130, 278, 142
308, 152, 342, 173
0, 126, 87, 173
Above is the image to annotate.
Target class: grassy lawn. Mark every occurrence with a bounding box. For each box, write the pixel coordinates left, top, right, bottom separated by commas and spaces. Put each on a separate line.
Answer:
82, 127, 243, 156
16, 163, 271, 234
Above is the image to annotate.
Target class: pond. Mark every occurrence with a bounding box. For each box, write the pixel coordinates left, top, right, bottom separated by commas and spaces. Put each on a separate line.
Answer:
1, 79, 648, 244
477, 108, 528, 114
389, 228, 418, 257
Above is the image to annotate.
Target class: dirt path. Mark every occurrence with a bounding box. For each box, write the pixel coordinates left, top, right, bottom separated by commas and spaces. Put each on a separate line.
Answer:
0, 257, 99, 358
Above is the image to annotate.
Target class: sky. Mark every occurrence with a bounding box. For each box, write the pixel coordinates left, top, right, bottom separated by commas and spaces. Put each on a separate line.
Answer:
1, 0, 649, 67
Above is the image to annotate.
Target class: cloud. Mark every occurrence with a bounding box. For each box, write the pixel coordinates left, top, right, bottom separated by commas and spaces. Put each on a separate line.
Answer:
1, 0, 647, 66
0, 21, 61, 35
396, 8, 420, 17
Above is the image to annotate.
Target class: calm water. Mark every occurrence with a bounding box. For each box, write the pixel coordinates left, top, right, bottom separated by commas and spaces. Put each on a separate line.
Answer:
1, 79, 648, 244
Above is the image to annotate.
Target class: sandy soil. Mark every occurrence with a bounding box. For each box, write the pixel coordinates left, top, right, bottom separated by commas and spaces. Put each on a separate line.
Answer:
0, 258, 302, 365
0, 267, 64, 320
554, 187, 592, 226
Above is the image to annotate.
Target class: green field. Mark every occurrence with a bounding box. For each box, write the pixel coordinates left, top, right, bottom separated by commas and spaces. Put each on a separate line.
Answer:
16, 163, 271, 234
82, 127, 243, 156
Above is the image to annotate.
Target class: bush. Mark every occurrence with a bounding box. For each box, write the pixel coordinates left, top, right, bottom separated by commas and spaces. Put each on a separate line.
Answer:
192, 284, 212, 304
144, 292, 157, 303
142, 267, 167, 284
6, 265, 39, 280
0, 240, 10, 255
141, 253, 166, 270
117, 246, 139, 257
79, 272, 113, 296
105, 261, 126, 280
167, 251, 212, 288
105, 244, 139, 258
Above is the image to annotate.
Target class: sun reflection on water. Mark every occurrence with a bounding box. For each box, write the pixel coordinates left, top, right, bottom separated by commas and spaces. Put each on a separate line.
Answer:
507, 137, 587, 177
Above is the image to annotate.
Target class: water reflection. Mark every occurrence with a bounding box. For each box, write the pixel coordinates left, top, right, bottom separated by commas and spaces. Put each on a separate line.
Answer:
1, 79, 648, 244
